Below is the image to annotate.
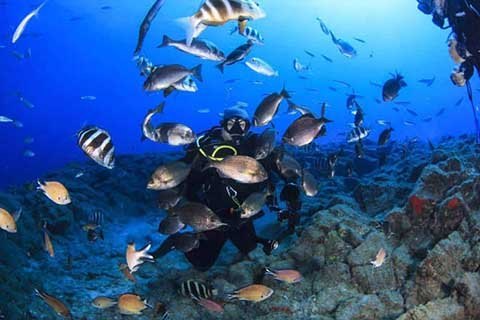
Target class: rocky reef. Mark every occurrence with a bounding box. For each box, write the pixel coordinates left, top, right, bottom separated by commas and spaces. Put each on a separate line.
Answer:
1, 135, 480, 319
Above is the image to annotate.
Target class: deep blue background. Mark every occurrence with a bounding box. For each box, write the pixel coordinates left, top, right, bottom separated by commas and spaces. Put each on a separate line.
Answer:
1, 0, 479, 189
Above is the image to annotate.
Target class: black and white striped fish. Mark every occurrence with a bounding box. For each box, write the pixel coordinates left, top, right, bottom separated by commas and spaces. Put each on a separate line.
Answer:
347, 126, 370, 144
231, 25, 264, 44
179, 280, 218, 300
177, 0, 266, 46
77, 126, 115, 169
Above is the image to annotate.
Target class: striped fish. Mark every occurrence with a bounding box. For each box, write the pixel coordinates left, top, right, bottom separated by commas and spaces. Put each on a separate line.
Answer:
177, 0, 266, 46
179, 280, 217, 300
77, 126, 115, 169
231, 25, 264, 44
347, 126, 370, 144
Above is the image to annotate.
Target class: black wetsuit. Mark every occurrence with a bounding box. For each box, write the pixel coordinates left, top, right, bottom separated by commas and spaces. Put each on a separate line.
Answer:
448, 0, 480, 74
177, 128, 269, 271
153, 127, 302, 271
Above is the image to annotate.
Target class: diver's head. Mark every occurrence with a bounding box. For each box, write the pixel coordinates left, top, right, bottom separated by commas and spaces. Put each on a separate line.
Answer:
417, 0, 447, 27
221, 107, 251, 141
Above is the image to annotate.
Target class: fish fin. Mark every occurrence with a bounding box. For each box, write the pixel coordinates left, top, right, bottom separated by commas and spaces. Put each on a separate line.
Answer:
144, 299, 153, 309
176, 16, 198, 47
264, 267, 276, 276
238, 18, 248, 34
216, 63, 225, 74
34, 1, 48, 17
36, 179, 44, 190
191, 64, 203, 82
158, 35, 172, 48
230, 26, 239, 35
13, 208, 22, 222
163, 86, 175, 97
139, 242, 152, 254
329, 30, 337, 44
281, 86, 291, 99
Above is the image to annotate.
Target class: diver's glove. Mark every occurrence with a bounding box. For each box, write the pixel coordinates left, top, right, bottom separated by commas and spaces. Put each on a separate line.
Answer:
451, 60, 474, 87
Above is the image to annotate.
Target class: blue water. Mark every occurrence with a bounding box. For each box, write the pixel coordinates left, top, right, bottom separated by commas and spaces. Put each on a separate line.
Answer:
1, 0, 478, 188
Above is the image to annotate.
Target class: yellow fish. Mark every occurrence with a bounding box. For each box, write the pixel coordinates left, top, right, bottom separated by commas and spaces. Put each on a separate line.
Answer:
92, 296, 117, 309
227, 284, 273, 303
37, 180, 71, 205
0, 207, 21, 233
118, 293, 150, 315
43, 222, 54, 257
35, 289, 72, 319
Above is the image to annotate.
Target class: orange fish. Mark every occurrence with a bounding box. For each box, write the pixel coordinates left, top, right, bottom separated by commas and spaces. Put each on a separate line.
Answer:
37, 180, 71, 205
35, 289, 72, 319
264, 268, 303, 284
227, 284, 273, 303
118, 263, 137, 283
118, 293, 150, 315
370, 248, 387, 268
0, 207, 21, 233
43, 222, 54, 257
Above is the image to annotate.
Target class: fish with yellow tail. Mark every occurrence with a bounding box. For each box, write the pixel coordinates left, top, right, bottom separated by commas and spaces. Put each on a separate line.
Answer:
126, 242, 154, 273
227, 284, 273, 303
118, 293, 151, 315
34, 289, 72, 319
177, 0, 266, 46
0, 207, 21, 233
264, 268, 303, 284
37, 180, 71, 205
43, 221, 55, 257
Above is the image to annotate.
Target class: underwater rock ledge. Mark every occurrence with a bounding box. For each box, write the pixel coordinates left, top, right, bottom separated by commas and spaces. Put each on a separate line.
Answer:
1, 135, 480, 319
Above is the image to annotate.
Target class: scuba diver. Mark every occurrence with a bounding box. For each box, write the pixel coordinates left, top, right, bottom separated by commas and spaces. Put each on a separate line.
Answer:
152, 106, 302, 271
417, 0, 480, 142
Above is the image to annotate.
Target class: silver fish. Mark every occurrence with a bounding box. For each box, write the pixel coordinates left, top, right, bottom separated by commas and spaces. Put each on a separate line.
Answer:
254, 127, 276, 160
170, 202, 226, 232
245, 57, 278, 77
253, 87, 290, 126
330, 31, 357, 58
206, 155, 268, 184
347, 126, 370, 143
217, 41, 254, 73
0, 116, 14, 123
133, 0, 167, 55
159, 36, 225, 61
302, 168, 318, 197
147, 161, 191, 190
12, 1, 47, 44
144, 64, 202, 92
